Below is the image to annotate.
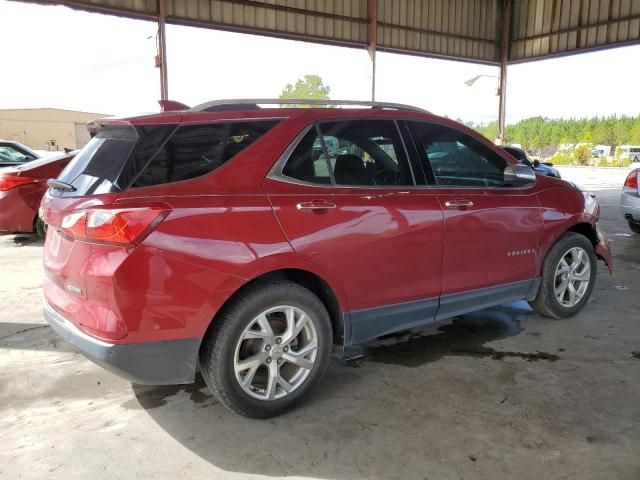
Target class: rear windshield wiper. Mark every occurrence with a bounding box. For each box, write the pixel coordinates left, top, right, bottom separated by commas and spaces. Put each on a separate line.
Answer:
47, 179, 76, 192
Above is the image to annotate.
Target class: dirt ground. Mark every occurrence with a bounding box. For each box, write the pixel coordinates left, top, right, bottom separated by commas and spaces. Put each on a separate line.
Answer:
1, 188, 639, 480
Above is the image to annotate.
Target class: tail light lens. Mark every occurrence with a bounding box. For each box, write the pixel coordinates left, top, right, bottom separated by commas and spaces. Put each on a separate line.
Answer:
0, 175, 41, 191
61, 207, 168, 246
624, 171, 638, 190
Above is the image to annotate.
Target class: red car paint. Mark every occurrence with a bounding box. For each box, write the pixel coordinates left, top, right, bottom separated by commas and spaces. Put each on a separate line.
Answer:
40, 106, 612, 384
0, 152, 75, 234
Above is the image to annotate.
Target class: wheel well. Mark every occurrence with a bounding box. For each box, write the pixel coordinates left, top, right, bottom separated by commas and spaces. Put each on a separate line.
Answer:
211, 269, 345, 345
567, 222, 598, 246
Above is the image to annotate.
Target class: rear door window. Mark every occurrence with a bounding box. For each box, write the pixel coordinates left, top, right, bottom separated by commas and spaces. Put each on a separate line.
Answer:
281, 120, 415, 187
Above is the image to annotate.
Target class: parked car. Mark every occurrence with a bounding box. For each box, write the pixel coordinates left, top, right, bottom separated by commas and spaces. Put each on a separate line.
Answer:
0, 151, 76, 237
40, 100, 612, 418
501, 146, 561, 178
0, 140, 41, 167
621, 169, 640, 234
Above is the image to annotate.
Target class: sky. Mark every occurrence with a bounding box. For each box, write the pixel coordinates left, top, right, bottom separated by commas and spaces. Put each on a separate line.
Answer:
1, 0, 639, 124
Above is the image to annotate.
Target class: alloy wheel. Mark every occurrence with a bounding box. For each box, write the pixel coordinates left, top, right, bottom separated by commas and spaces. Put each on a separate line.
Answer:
233, 305, 319, 400
554, 246, 591, 307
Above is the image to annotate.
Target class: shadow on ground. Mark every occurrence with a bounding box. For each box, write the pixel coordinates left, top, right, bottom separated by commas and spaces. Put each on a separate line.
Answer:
0, 322, 74, 351
131, 301, 557, 477
10, 234, 43, 247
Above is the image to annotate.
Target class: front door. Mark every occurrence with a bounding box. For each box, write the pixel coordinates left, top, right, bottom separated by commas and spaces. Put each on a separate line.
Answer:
407, 121, 543, 318
264, 119, 444, 344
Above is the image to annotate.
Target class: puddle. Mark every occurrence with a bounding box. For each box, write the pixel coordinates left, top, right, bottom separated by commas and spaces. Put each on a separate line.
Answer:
125, 374, 218, 410
365, 301, 559, 367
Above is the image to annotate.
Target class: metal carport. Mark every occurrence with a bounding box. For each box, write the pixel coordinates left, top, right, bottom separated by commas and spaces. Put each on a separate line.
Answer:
14, 0, 640, 142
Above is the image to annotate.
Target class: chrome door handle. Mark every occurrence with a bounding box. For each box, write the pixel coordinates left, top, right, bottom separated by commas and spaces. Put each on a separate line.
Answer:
444, 199, 474, 209
296, 201, 337, 211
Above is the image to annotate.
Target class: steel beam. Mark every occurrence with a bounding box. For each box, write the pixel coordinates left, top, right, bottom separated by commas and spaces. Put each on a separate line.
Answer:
368, 0, 377, 102
498, 0, 512, 145
158, 0, 168, 101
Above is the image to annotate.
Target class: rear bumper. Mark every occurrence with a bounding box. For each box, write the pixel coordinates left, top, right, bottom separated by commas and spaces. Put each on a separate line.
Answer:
621, 189, 640, 221
44, 300, 200, 385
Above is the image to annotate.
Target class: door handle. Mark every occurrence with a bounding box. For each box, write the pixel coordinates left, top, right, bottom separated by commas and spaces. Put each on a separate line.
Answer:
444, 199, 474, 209
296, 200, 337, 211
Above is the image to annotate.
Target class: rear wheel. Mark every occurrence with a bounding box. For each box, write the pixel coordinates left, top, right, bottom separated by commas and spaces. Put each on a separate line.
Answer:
629, 220, 640, 234
529, 232, 597, 319
200, 281, 332, 418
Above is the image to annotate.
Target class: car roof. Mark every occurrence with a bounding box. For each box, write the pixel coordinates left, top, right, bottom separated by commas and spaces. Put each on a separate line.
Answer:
98, 107, 450, 129
95, 99, 442, 127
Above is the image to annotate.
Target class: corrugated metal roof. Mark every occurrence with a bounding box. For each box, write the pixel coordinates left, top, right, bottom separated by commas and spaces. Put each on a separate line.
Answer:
375, 0, 502, 64
15, 0, 640, 63
511, 0, 640, 62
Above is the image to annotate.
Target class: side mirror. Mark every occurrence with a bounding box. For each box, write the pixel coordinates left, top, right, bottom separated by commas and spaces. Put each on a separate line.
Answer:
504, 164, 536, 186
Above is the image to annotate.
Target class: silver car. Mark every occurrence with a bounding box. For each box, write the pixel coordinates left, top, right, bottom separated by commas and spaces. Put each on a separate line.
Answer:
621, 169, 640, 234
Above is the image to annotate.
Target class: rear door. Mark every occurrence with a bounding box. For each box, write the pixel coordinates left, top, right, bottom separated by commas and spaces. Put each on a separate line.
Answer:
264, 119, 444, 344
407, 121, 543, 318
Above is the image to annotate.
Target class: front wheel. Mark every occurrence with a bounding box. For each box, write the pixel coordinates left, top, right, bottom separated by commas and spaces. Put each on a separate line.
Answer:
200, 281, 332, 418
529, 232, 597, 319
629, 220, 640, 234
35, 217, 47, 239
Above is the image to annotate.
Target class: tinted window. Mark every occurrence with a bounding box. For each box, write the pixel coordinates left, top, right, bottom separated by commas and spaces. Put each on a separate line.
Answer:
282, 120, 414, 187
54, 121, 278, 196
282, 128, 332, 184
133, 121, 278, 188
409, 122, 507, 187
55, 126, 138, 197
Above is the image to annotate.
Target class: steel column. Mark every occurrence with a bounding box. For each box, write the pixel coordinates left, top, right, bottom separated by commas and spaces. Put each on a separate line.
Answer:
497, 0, 511, 145
368, 0, 377, 102
157, 0, 169, 101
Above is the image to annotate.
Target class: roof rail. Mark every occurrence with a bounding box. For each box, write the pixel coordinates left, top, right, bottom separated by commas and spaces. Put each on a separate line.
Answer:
189, 98, 430, 114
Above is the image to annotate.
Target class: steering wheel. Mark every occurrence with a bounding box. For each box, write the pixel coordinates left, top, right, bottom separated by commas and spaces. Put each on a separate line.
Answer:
371, 168, 400, 186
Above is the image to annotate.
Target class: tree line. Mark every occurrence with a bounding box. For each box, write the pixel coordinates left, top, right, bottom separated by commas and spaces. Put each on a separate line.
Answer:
468, 115, 640, 151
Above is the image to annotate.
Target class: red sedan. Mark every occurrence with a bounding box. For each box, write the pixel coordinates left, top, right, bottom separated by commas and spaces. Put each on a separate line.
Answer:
0, 151, 75, 237
40, 100, 612, 418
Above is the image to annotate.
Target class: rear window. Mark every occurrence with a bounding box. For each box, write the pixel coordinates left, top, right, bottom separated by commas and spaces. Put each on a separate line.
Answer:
53, 120, 279, 197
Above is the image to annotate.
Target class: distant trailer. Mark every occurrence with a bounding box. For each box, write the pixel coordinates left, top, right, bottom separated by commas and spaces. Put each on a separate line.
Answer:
618, 146, 640, 163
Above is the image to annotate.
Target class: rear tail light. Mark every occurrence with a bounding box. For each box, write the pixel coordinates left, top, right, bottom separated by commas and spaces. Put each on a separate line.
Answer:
0, 175, 41, 191
61, 206, 168, 246
623, 171, 638, 190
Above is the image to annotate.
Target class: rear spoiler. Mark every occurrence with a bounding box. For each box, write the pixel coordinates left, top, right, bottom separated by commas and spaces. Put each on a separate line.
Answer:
158, 100, 190, 112
84, 101, 189, 137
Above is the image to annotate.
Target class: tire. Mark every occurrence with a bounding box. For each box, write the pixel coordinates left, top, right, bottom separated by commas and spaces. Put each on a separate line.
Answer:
529, 232, 597, 319
35, 217, 47, 239
629, 220, 640, 235
200, 281, 332, 418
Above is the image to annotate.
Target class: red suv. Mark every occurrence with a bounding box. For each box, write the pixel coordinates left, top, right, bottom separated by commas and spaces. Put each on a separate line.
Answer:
41, 100, 612, 418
